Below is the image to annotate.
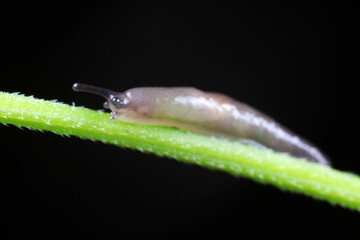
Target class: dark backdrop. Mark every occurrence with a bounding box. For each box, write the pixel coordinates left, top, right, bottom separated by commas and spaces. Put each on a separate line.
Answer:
1, 1, 359, 239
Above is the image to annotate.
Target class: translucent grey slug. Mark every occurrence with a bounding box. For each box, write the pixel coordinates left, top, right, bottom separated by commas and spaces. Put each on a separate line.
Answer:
73, 83, 330, 166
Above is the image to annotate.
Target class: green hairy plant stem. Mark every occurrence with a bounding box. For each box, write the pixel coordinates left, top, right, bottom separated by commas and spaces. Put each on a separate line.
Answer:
1, 91, 360, 211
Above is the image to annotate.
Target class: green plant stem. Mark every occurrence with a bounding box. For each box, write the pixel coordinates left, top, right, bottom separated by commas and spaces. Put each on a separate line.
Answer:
1, 91, 360, 211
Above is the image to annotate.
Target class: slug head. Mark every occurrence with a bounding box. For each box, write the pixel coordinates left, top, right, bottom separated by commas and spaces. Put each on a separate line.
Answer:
72, 83, 131, 113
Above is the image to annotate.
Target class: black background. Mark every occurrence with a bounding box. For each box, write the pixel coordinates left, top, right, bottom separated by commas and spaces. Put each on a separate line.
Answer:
1, 1, 360, 239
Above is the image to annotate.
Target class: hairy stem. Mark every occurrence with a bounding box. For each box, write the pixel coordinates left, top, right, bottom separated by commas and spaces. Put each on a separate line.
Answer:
1, 91, 360, 211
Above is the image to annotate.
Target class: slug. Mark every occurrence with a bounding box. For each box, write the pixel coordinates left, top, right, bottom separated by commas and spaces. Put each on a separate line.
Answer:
73, 83, 330, 166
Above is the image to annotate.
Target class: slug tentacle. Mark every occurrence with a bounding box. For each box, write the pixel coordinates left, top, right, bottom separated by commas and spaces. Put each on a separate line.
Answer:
110, 112, 118, 121
72, 82, 116, 100
103, 101, 110, 109
73, 83, 331, 166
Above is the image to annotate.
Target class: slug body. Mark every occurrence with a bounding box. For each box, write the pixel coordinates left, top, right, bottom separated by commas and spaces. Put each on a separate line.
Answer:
73, 83, 330, 166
